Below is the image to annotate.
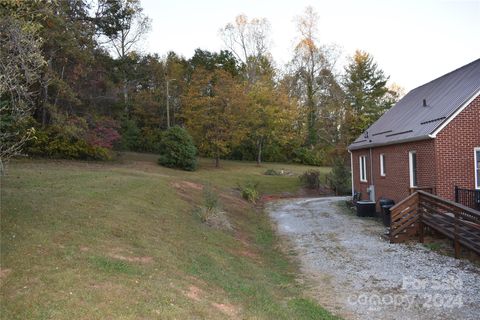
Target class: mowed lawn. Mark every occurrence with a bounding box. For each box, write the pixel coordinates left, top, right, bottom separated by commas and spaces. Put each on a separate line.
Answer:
0, 153, 335, 319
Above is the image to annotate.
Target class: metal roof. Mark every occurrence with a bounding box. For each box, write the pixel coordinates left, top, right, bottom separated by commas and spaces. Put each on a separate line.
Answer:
348, 58, 480, 150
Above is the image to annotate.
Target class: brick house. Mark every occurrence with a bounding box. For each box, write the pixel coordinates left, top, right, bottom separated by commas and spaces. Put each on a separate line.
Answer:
348, 59, 480, 210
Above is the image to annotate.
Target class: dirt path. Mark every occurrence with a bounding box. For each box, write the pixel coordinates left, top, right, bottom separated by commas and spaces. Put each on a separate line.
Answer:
267, 197, 480, 320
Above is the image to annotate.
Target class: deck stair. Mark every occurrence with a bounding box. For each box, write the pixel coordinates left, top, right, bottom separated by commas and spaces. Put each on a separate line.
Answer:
390, 191, 480, 258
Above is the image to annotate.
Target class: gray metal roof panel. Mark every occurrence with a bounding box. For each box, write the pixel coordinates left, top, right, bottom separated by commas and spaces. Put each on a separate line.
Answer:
348, 58, 480, 150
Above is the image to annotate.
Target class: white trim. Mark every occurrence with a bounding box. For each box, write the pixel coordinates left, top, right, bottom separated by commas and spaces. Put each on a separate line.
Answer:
359, 155, 367, 182
380, 153, 386, 176
430, 90, 480, 138
409, 151, 417, 187
475, 147, 480, 190
348, 135, 432, 151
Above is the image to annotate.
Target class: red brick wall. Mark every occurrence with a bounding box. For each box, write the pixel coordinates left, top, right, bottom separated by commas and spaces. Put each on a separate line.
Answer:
434, 95, 480, 200
351, 140, 436, 210
350, 94, 480, 207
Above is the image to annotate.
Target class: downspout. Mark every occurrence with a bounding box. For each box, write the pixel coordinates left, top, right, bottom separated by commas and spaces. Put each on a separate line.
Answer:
369, 148, 375, 202
369, 148, 374, 184
348, 149, 354, 197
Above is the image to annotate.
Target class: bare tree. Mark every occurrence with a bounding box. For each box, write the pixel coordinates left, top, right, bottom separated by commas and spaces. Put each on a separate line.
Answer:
95, 0, 151, 111
0, 17, 45, 174
288, 6, 339, 147
219, 14, 271, 83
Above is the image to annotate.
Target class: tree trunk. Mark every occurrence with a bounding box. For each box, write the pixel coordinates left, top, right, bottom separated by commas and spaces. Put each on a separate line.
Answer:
215, 156, 220, 168
256, 140, 262, 166
42, 74, 48, 128
123, 74, 128, 113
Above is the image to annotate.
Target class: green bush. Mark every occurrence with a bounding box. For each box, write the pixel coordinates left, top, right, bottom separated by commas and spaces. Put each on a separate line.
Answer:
299, 170, 321, 189
327, 157, 351, 195
157, 126, 197, 171
26, 126, 110, 160
118, 118, 141, 151
238, 181, 260, 203
264, 168, 280, 176
292, 147, 325, 166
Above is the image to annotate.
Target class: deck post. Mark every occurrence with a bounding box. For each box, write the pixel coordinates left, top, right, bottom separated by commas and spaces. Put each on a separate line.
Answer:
454, 212, 460, 259
417, 193, 424, 243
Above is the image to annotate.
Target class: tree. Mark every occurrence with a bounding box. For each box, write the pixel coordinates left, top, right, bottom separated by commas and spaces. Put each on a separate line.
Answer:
95, 0, 151, 110
219, 14, 272, 83
0, 17, 45, 173
245, 82, 297, 165
182, 68, 247, 167
288, 6, 339, 147
157, 126, 197, 171
343, 50, 397, 144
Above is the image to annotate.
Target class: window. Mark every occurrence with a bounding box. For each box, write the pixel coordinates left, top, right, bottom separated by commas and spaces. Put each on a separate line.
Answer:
475, 147, 480, 189
380, 154, 386, 176
409, 151, 417, 187
359, 155, 367, 182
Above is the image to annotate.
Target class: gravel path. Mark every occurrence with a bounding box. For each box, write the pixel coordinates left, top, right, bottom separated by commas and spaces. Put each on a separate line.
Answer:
267, 197, 480, 320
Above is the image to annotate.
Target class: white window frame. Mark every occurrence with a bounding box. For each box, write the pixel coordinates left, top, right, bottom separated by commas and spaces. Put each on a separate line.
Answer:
359, 155, 367, 182
380, 154, 386, 177
475, 147, 480, 189
409, 151, 417, 187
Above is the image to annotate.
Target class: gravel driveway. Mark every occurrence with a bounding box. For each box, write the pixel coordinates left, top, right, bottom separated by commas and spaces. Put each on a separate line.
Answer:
267, 197, 480, 320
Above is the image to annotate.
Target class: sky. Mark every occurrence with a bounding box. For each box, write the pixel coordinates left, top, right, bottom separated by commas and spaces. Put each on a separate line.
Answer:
141, 0, 480, 91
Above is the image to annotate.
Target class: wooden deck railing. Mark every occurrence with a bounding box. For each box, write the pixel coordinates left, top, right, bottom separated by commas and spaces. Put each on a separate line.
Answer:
409, 186, 435, 195
390, 190, 480, 258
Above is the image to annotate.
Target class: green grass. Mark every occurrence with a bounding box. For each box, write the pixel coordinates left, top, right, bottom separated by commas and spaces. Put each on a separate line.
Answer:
0, 153, 336, 319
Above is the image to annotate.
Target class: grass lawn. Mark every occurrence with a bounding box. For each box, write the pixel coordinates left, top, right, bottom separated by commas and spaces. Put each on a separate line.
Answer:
0, 153, 336, 319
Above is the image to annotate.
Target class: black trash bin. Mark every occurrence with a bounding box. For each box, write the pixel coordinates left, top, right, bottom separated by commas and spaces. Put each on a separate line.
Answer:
381, 204, 394, 226
379, 198, 395, 226
356, 201, 376, 217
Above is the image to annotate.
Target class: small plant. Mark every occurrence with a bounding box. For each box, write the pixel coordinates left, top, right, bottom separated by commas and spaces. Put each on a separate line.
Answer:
238, 181, 260, 203
264, 168, 280, 176
299, 170, 321, 189
203, 185, 218, 213
327, 157, 351, 195
195, 185, 231, 230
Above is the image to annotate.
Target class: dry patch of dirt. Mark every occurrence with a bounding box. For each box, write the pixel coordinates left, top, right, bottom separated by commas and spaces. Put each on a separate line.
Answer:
211, 302, 240, 318
0, 268, 12, 280
109, 253, 153, 264
184, 285, 203, 302
172, 180, 203, 192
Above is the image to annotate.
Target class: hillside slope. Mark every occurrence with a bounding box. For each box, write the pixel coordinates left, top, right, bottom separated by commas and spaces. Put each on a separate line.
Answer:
0, 154, 335, 319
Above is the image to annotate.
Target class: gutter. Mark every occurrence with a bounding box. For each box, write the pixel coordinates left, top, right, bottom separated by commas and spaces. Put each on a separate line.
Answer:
348, 134, 433, 151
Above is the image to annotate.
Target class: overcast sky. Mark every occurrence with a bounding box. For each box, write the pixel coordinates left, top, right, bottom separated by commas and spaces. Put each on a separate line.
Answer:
141, 0, 479, 91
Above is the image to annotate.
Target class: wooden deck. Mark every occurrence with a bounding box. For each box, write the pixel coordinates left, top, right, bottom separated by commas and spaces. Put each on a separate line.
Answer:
390, 191, 480, 258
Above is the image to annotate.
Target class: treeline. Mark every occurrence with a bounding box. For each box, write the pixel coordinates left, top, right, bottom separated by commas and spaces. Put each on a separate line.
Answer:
0, 1, 400, 170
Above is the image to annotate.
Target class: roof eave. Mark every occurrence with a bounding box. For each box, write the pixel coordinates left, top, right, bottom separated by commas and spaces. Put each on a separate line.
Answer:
348, 135, 433, 151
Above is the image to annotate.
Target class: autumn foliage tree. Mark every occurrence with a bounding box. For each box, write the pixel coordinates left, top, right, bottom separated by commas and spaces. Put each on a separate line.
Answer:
182, 68, 247, 167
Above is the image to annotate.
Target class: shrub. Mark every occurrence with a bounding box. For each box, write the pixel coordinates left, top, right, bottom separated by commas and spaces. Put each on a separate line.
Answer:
139, 127, 164, 153
118, 118, 141, 151
299, 170, 321, 189
203, 185, 218, 213
26, 125, 110, 160
157, 126, 197, 171
238, 181, 260, 203
292, 147, 325, 166
86, 118, 121, 149
195, 185, 231, 230
327, 157, 351, 195
264, 168, 280, 176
